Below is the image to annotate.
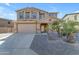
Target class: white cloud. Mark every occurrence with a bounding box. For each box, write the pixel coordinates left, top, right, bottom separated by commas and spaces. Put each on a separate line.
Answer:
74, 10, 79, 13
0, 6, 16, 20
5, 3, 10, 6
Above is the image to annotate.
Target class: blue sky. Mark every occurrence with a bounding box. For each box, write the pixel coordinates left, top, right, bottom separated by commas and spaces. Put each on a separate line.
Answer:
0, 3, 79, 20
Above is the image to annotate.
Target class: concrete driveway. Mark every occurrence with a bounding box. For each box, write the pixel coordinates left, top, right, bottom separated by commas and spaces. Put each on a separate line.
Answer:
0, 33, 37, 55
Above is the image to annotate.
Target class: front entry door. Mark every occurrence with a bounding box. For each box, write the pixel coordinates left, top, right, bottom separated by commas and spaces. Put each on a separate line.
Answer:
41, 24, 47, 33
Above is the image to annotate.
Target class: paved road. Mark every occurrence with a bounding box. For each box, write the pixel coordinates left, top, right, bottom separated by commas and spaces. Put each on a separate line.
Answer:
0, 33, 37, 55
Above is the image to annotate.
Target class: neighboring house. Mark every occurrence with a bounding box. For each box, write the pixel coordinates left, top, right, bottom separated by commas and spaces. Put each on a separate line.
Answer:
14, 7, 59, 33
63, 13, 79, 22
0, 18, 14, 33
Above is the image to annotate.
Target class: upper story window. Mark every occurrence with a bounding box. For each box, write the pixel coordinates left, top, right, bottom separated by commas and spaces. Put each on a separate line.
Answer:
49, 13, 57, 17
18, 12, 24, 19
31, 12, 37, 19
25, 12, 30, 19
39, 13, 45, 19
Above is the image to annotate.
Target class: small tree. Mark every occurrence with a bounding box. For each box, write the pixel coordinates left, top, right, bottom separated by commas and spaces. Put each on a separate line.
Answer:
49, 20, 63, 37
49, 20, 79, 43
62, 20, 79, 43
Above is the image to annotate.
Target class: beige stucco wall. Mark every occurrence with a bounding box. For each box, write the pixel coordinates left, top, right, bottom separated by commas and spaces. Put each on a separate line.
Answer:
0, 27, 14, 33
0, 19, 14, 33
0, 20, 14, 27
76, 14, 79, 22
63, 14, 79, 22
36, 23, 40, 33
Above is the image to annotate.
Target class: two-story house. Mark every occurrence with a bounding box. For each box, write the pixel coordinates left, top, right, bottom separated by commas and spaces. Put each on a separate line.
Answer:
63, 13, 79, 22
14, 7, 59, 33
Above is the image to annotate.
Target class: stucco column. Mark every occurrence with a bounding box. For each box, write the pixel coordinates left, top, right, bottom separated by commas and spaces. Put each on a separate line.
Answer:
37, 12, 39, 20
30, 11, 31, 19
24, 11, 25, 20
45, 13, 48, 19
14, 21, 17, 33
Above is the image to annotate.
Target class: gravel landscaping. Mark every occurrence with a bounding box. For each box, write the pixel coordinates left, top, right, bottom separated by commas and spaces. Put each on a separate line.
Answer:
30, 33, 79, 55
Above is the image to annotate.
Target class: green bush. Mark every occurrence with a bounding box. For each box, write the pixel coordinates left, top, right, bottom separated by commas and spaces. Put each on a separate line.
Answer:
62, 21, 79, 35
49, 20, 79, 36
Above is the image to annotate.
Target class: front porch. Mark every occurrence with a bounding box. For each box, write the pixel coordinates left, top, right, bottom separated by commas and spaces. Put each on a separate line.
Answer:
40, 23, 48, 33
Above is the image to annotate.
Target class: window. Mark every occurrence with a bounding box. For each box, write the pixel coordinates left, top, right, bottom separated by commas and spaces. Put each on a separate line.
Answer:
25, 12, 30, 19
18, 12, 24, 19
49, 13, 57, 17
49, 13, 52, 16
39, 13, 45, 19
31, 12, 37, 19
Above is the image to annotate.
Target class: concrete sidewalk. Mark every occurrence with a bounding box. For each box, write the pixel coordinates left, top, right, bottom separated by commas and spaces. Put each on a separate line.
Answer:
0, 33, 13, 40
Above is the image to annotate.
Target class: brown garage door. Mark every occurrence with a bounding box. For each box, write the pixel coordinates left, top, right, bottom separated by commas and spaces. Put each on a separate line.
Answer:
17, 24, 36, 33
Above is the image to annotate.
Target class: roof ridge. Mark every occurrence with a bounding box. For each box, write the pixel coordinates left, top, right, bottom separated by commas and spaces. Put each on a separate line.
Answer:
16, 7, 48, 13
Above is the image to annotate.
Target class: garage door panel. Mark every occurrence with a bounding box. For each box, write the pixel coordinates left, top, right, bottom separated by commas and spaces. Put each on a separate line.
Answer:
18, 24, 36, 33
